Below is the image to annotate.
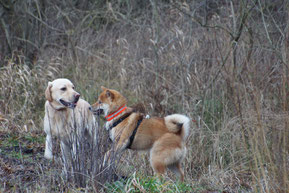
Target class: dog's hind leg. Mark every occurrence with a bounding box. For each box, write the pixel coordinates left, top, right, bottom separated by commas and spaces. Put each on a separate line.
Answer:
168, 162, 184, 181
150, 158, 166, 178
150, 133, 186, 181
149, 142, 167, 180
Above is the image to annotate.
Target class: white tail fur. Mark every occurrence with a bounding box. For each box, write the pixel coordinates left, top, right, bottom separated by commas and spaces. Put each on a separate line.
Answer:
164, 114, 190, 140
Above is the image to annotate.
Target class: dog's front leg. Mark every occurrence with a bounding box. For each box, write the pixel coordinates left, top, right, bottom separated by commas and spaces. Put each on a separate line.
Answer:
44, 113, 54, 159
103, 149, 113, 167
103, 139, 128, 167
60, 141, 71, 179
44, 134, 53, 159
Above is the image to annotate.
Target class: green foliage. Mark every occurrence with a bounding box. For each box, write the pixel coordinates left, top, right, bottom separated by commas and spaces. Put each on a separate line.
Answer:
201, 98, 224, 131
105, 174, 205, 193
2, 134, 20, 147
0, 133, 45, 148
0, 132, 45, 162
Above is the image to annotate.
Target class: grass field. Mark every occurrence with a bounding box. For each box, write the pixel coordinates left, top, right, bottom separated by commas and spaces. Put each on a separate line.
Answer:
1, 1, 289, 192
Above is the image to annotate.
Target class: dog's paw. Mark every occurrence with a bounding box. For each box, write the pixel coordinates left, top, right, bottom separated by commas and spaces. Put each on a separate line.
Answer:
102, 150, 112, 167
44, 151, 53, 159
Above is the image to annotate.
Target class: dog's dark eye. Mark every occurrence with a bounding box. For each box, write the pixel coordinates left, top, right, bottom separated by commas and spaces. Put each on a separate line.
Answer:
98, 101, 102, 104
72, 86, 75, 89
61, 87, 67, 91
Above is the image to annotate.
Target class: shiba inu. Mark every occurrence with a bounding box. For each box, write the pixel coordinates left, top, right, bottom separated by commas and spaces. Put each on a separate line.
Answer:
89, 86, 190, 181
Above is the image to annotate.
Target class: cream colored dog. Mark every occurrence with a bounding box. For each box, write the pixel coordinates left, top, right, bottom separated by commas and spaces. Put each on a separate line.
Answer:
44, 78, 96, 161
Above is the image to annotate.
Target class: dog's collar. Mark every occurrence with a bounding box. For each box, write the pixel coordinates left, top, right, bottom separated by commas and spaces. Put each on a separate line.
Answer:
105, 105, 127, 121
49, 102, 66, 111
108, 112, 131, 130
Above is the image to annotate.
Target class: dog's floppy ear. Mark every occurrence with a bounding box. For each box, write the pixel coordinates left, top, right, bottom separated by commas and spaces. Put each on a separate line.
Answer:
45, 82, 53, 102
106, 89, 114, 100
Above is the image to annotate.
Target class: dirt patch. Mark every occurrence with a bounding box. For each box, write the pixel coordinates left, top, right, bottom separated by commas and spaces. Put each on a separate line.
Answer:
0, 131, 50, 190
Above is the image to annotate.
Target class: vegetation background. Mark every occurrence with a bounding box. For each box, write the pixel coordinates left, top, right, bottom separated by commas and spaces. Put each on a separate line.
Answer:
0, 0, 289, 192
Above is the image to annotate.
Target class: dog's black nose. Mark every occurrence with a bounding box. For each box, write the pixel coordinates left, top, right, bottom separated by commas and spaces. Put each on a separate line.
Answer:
74, 93, 80, 103
75, 93, 80, 99
89, 106, 92, 111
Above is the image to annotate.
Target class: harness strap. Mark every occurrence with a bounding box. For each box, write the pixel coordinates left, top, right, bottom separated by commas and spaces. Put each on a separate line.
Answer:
108, 112, 132, 130
126, 117, 143, 149
107, 110, 143, 149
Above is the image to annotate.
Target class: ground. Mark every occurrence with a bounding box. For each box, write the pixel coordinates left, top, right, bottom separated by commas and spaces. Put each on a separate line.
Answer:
0, 130, 214, 192
0, 130, 47, 190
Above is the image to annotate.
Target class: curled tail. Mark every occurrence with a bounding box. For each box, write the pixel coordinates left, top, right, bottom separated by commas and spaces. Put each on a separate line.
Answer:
164, 114, 190, 141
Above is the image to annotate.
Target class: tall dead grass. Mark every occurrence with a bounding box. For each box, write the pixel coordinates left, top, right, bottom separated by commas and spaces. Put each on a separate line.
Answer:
0, 0, 289, 192
0, 53, 62, 132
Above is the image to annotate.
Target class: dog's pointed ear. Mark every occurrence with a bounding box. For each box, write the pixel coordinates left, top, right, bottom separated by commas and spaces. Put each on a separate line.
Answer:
45, 82, 53, 102
101, 86, 107, 91
106, 89, 114, 100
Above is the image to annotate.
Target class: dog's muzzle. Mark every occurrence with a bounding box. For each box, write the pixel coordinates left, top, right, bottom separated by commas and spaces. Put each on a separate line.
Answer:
89, 107, 104, 115
59, 96, 79, 109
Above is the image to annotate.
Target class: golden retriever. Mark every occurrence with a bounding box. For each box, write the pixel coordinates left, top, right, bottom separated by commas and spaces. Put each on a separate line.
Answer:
44, 78, 96, 162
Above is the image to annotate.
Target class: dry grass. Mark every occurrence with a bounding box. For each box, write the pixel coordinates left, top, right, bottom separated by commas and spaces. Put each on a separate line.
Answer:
0, 0, 289, 192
